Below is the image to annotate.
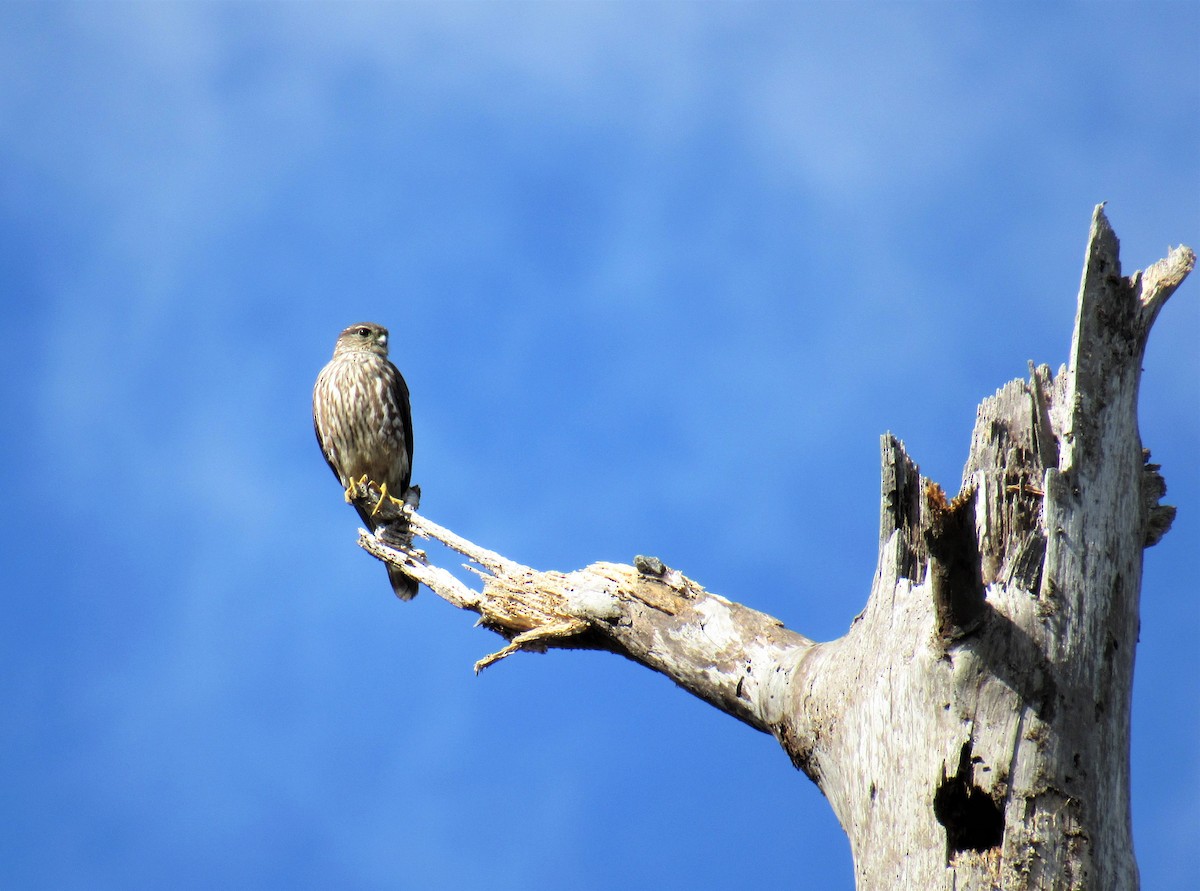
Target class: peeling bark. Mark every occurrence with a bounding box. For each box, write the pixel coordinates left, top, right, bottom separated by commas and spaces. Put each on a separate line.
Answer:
347, 206, 1192, 890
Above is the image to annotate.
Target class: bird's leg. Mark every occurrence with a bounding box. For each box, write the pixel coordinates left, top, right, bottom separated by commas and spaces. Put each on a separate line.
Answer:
344, 473, 369, 503
370, 481, 406, 516
371, 482, 390, 516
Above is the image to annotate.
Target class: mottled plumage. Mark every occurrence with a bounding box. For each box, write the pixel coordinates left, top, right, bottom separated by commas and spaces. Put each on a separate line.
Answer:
313, 322, 417, 600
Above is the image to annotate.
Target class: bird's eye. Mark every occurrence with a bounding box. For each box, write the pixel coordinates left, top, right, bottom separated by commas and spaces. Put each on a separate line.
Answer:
357, 327, 370, 337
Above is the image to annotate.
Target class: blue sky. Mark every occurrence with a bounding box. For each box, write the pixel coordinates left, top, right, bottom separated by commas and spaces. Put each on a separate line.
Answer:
1, 3, 1197, 889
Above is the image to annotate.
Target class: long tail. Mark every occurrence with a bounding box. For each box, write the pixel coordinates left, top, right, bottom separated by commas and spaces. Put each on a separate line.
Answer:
387, 564, 419, 601
354, 502, 419, 601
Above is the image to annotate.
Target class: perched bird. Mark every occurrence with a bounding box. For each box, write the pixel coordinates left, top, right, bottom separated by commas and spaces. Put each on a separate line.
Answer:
313, 322, 418, 600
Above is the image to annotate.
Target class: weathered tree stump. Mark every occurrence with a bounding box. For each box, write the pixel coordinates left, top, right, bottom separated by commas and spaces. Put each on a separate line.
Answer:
352, 205, 1192, 889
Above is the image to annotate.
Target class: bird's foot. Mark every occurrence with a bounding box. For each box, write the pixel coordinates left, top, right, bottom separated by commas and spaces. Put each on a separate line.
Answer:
344, 474, 369, 503
370, 481, 406, 517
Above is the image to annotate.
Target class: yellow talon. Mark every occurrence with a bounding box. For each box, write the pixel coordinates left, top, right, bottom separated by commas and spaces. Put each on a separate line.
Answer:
344, 473, 369, 503
371, 481, 390, 517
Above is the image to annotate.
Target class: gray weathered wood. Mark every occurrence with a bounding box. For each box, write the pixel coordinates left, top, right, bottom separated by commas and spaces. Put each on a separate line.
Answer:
351, 206, 1192, 889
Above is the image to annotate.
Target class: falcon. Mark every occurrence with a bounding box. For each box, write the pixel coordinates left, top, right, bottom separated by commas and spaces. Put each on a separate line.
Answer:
313, 322, 418, 600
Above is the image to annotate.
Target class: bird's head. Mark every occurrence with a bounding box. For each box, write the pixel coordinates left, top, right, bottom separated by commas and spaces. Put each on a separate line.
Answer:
334, 322, 390, 358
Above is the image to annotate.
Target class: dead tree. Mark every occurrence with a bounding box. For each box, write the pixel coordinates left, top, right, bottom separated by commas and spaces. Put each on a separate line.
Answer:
353, 205, 1192, 890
